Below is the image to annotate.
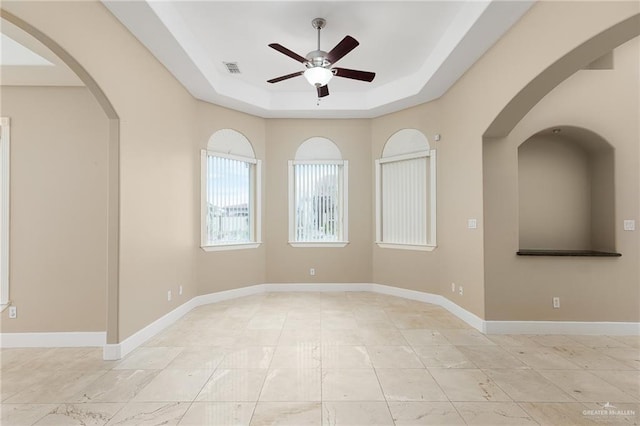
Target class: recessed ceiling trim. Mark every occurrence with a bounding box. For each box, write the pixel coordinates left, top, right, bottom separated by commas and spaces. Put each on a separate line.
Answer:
102, 0, 534, 119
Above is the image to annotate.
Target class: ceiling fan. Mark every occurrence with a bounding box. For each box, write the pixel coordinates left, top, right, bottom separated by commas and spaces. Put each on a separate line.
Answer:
267, 18, 376, 98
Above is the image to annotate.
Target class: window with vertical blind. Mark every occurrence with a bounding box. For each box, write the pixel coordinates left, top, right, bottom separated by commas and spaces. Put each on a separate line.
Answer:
376, 129, 436, 251
201, 129, 261, 251
289, 137, 348, 247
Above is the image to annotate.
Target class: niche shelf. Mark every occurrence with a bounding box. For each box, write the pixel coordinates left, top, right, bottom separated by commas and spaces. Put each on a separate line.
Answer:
517, 126, 617, 257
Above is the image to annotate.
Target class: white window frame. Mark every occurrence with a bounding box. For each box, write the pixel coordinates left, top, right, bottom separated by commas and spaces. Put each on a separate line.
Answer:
288, 159, 349, 248
200, 150, 262, 251
1, 117, 10, 309
375, 149, 437, 251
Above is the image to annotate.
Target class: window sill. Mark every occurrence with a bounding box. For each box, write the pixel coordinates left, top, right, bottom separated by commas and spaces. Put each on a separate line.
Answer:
376, 243, 436, 252
289, 242, 349, 248
201, 242, 261, 252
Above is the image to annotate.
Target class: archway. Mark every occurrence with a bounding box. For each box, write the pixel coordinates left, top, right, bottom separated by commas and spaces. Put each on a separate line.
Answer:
1, 9, 120, 344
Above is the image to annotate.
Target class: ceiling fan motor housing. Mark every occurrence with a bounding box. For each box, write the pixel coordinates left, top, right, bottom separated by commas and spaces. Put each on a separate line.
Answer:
306, 50, 330, 68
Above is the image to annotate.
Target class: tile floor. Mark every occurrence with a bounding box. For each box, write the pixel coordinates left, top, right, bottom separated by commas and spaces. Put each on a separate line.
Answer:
1, 292, 638, 425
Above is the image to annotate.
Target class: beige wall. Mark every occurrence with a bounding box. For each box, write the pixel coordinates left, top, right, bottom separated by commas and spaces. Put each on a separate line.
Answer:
265, 119, 372, 284
518, 135, 592, 250
195, 101, 267, 294
483, 36, 639, 322
0, 86, 109, 332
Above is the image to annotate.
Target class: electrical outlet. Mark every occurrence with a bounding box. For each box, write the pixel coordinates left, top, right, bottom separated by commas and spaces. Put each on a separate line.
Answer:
167, 290, 172, 302
459, 286, 464, 296
8, 306, 16, 319
553, 297, 560, 309
623, 220, 636, 231
468, 219, 477, 229
309, 268, 316, 276
451, 283, 456, 293
179, 285, 183, 296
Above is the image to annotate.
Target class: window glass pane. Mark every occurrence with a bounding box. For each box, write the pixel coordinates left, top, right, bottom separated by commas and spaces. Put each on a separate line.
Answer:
294, 163, 341, 242
206, 155, 252, 244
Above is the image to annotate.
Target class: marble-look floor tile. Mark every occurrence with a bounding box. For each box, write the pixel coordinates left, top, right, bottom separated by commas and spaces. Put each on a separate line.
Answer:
270, 345, 321, 369
400, 329, 450, 347
412, 345, 476, 368
321, 346, 372, 369
321, 329, 364, 346
321, 369, 384, 401
321, 402, 394, 426
367, 346, 423, 369
453, 402, 538, 425
0, 369, 57, 402
218, 346, 274, 369
72, 369, 160, 403
537, 370, 638, 402
485, 334, 540, 347
259, 369, 321, 402
552, 346, 633, 370
504, 346, 582, 370
484, 369, 575, 402
439, 329, 496, 346
519, 402, 599, 426
178, 402, 255, 426
105, 402, 189, 425
250, 402, 321, 425
234, 330, 282, 347
132, 369, 213, 402
388, 401, 466, 425
590, 369, 640, 397
568, 335, 634, 348
599, 348, 640, 370
376, 369, 448, 402
247, 314, 286, 330
457, 345, 529, 369
528, 335, 585, 347
114, 347, 183, 370
34, 403, 123, 425
196, 369, 267, 402
359, 328, 408, 346
165, 347, 227, 370
0, 404, 57, 426
278, 329, 321, 346
429, 368, 511, 402
4, 370, 108, 403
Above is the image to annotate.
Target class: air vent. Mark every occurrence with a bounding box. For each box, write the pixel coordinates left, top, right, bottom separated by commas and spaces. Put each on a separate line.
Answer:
224, 62, 241, 74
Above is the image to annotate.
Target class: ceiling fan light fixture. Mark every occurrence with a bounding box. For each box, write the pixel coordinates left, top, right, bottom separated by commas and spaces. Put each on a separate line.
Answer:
304, 67, 333, 87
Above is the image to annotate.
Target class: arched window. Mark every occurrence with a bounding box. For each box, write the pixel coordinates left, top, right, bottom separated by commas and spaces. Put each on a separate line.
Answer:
288, 137, 348, 247
376, 129, 436, 250
201, 129, 261, 250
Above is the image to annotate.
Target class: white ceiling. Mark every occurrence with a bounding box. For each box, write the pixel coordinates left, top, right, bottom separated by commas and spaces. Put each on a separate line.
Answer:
103, 1, 534, 118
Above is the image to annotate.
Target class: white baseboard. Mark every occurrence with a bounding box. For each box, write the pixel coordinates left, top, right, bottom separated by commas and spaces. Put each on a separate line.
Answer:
485, 320, 640, 336
0, 331, 106, 348
3, 283, 638, 358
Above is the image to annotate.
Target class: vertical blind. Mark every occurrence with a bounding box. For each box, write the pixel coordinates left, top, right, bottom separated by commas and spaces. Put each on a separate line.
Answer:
206, 155, 252, 244
381, 157, 428, 245
294, 163, 342, 242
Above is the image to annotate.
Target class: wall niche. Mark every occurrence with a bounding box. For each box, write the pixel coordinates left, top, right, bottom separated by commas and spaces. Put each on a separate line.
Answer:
517, 126, 619, 256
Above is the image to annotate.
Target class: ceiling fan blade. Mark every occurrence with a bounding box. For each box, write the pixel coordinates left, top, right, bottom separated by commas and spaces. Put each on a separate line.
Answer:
317, 85, 329, 98
333, 67, 376, 82
268, 43, 308, 63
267, 71, 304, 84
326, 36, 359, 65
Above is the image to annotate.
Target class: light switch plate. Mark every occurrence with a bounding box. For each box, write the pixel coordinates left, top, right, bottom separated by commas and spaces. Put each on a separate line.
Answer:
623, 220, 635, 231
468, 219, 477, 229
